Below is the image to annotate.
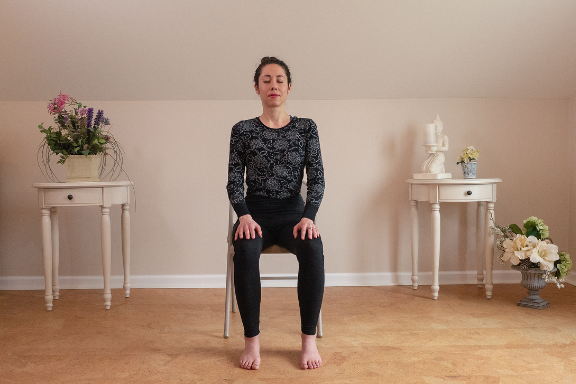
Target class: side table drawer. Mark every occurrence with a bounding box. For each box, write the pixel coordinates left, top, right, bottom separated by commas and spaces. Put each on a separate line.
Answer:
43, 188, 103, 206
439, 184, 493, 201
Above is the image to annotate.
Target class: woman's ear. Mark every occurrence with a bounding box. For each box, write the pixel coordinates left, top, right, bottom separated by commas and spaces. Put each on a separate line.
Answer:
287, 83, 291, 94
254, 84, 260, 95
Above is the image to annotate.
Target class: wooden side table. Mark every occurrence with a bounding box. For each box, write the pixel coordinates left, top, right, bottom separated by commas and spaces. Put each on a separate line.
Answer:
32, 181, 131, 310
407, 178, 502, 299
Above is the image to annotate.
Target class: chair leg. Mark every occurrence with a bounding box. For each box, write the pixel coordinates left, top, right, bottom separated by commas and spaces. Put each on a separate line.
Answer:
224, 248, 233, 339
231, 262, 237, 313
317, 309, 323, 338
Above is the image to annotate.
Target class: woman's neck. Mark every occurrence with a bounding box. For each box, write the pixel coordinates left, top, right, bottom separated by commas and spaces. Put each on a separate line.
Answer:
259, 108, 290, 129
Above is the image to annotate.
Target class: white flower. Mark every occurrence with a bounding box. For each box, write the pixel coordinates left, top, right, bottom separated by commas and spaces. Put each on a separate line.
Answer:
502, 235, 538, 265
530, 241, 560, 271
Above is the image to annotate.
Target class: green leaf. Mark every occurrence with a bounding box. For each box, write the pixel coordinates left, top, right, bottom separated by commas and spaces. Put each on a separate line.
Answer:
509, 224, 523, 235
526, 227, 540, 239
81, 150, 89, 156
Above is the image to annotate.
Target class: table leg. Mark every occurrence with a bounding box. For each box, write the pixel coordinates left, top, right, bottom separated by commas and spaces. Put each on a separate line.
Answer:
431, 203, 440, 299
121, 203, 131, 298
41, 208, 53, 311
50, 207, 60, 299
485, 202, 495, 298
101, 206, 112, 309
410, 200, 419, 289
476, 202, 485, 287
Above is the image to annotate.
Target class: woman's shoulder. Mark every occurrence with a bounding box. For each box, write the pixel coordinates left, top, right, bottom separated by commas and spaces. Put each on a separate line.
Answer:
232, 118, 260, 133
292, 117, 318, 132
293, 116, 314, 124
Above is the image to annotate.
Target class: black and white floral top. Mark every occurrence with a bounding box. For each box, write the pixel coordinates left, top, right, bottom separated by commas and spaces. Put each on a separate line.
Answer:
226, 117, 325, 221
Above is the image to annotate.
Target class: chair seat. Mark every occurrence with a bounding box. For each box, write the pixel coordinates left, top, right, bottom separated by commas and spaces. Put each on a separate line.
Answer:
261, 244, 290, 254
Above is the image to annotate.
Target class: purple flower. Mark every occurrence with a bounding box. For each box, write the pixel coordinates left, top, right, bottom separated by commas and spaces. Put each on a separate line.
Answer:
86, 108, 94, 129
93, 109, 104, 128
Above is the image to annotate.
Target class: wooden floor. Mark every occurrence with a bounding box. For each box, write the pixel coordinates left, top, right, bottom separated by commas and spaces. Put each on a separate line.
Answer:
1, 284, 576, 383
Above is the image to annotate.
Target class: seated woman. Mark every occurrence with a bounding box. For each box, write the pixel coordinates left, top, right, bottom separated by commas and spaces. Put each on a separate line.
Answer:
226, 57, 326, 370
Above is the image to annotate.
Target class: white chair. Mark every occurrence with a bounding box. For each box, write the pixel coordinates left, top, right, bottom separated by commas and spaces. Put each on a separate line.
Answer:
224, 183, 323, 339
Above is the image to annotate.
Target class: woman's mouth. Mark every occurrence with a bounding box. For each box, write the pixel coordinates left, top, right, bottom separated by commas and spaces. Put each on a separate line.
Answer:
269, 94, 279, 98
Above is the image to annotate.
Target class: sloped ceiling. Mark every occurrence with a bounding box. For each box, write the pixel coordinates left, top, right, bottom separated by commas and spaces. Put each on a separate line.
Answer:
1, 0, 575, 101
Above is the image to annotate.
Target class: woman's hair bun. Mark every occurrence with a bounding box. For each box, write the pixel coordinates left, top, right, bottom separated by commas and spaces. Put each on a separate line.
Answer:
254, 57, 292, 85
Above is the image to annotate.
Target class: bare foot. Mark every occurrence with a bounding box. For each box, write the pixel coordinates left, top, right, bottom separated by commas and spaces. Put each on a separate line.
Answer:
239, 335, 260, 370
300, 333, 322, 369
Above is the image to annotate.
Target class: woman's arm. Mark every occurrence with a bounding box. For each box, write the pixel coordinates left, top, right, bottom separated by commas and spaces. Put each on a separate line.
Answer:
301, 120, 325, 222
226, 123, 250, 218
227, 122, 263, 240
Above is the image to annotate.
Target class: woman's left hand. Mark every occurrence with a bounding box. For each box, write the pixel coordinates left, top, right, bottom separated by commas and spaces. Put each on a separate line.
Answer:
293, 218, 319, 240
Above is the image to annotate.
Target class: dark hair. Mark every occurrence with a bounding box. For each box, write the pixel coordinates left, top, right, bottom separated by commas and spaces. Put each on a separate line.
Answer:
253, 57, 292, 88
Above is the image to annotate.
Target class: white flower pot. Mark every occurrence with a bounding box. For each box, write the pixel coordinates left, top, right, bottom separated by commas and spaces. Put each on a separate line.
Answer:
461, 161, 477, 179
65, 155, 101, 182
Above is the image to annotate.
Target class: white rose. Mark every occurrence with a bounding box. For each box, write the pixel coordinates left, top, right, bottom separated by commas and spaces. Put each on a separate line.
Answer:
530, 241, 560, 271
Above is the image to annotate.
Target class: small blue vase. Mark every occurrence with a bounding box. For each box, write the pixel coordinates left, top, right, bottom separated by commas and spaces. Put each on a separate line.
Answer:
461, 161, 477, 179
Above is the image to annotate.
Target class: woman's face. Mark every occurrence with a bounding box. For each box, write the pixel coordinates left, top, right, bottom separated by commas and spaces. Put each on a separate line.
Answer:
255, 64, 291, 108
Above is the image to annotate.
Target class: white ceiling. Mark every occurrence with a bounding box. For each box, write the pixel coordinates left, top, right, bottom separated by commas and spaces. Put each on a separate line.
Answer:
1, 0, 575, 101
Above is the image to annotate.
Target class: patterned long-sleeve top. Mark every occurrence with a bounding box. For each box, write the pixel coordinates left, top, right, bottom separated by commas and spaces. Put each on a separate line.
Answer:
227, 117, 325, 221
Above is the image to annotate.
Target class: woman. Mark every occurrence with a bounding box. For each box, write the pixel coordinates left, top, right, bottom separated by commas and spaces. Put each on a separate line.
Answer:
226, 57, 325, 370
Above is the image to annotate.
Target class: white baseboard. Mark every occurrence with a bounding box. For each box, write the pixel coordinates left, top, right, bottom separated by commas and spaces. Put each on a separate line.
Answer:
0, 270, 526, 290
564, 271, 576, 286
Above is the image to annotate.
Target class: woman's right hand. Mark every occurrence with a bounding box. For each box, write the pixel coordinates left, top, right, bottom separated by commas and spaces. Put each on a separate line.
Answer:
235, 214, 262, 240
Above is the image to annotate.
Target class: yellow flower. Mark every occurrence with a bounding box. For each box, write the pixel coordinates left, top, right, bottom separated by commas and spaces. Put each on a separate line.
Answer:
457, 146, 480, 164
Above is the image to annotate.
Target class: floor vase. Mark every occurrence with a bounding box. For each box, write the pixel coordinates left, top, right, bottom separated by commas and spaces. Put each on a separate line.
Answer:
511, 265, 553, 309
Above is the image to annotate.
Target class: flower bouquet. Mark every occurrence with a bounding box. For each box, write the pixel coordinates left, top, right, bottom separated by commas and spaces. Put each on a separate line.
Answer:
456, 146, 479, 165
492, 216, 572, 288
38, 93, 124, 181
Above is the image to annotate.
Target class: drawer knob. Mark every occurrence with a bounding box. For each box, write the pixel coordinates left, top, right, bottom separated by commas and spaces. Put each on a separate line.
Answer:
466, 191, 472, 196
67, 194, 73, 200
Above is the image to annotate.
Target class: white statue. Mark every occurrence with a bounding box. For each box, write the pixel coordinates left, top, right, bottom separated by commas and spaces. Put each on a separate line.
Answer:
427, 115, 449, 173
415, 115, 452, 179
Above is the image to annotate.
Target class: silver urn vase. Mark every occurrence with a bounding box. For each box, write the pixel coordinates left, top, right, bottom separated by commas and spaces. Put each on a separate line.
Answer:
511, 265, 555, 309
461, 161, 477, 179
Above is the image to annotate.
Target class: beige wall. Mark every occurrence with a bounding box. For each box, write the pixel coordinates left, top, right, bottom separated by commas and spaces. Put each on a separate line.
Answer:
2, 1, 575, 101
1, 0, 574, 288
0, 98, 571, 286
570, 96, 576, 284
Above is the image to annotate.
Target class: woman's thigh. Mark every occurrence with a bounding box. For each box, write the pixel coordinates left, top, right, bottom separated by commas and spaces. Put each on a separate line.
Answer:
274, 219, 324, 261
232, 218, 276, 260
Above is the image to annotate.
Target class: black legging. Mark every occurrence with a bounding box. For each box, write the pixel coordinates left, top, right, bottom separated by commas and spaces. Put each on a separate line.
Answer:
233, 194, 325, 338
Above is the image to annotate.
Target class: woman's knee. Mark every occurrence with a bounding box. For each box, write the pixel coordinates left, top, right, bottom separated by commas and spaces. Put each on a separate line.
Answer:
233, 237, 263, 264
295, 237, 324, 263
